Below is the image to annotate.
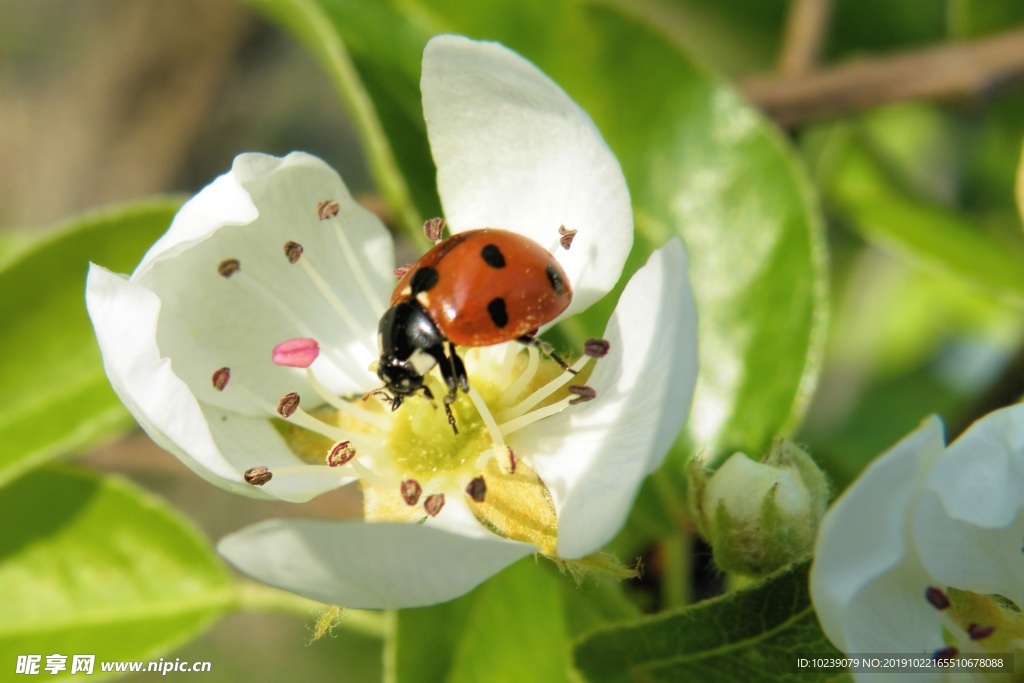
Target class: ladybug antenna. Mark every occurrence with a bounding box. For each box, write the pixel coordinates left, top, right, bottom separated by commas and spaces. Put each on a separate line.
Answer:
496, 337, 609, 436
517, 333, 577, 375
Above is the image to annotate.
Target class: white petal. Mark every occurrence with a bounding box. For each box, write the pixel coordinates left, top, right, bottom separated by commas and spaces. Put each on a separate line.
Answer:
922, 404, 1024, 528
86, 265, 348, 503
913, 404, 1024, 606
422, 36, 632, 318
832, 558, 949, 682
133, 152, 394, 415
913, 490, 1024, 608
810, 417, 945, 653
217, 519, 534, 609
515, 240, 698, 558
136, 168, 257, 273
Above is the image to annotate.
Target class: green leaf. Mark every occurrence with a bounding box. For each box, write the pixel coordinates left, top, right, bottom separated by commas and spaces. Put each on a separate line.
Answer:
0, 467, 236, 666
390, 559, 571, 683
820, 127, 1024, 304
947, 0, 1024, 38
573, 562, 841, 683
0, 230, 36, 268
249, 0, 827, 465
0, 198, 181, 488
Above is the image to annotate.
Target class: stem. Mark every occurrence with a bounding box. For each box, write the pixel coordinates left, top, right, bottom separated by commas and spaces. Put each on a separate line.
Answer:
649, 468, 692, 608
381, 611, 399, 683
742, 27, 1024, 126
237, 581, 387, 638
248, 0, 423, 235
777, 0, 835, 76
660, 533, 690, 609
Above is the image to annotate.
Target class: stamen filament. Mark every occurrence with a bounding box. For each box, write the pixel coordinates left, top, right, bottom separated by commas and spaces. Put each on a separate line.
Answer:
499, 397, 573, 436
297, 258, 367, 336
264, 464, 358, 480
305, 369, 389, 430
500, 343, 521, 378
350, 459, 388, 487
468, 386, 505, 448
330, 222, 387, 313
475, 446, 502, 470
499, 344, 539, 405
287, 406, 377, 447
499, 354, 591, 422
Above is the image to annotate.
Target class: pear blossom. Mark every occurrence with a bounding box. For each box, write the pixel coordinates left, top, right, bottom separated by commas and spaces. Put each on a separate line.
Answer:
690, 439, 828, 576
811, 406, 1024, 680
86, 36, 698, 609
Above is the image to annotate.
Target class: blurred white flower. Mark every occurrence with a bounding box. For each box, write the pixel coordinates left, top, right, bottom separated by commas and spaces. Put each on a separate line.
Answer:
811, 406, 1024, 680
86, 36, 698, 608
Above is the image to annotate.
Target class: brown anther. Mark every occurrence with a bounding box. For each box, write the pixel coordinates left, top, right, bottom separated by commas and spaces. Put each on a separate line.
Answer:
968, 623, 995, 641
568, 385, 597, 404
508, 448, 517, 474
933, 647, 958, 663
584, 338, 611, 358
466, 476, 487, 503
243, 466, 272, 486
211, 367, 231, 391
277, 392, 300, 418
217, 258, 241, 278
424, 493, 445, 517
558, 225, 577, 250
326, 441, 356, 467
284, 240, 304, 264
925, 586, 951, 611
401, 479, 422, 506
317, 199, 340, 220
394, 263, 413, 279
423, 217, 446, 242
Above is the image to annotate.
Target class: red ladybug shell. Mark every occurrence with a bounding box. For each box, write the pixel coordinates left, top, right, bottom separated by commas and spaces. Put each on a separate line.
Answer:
391, 228, 572, 347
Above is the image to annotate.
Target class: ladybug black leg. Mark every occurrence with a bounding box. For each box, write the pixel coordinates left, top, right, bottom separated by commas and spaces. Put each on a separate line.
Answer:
420, 384, 458, 434
516, 334, 577, 375
448, 344, 470, 394
424, 344, 462, 434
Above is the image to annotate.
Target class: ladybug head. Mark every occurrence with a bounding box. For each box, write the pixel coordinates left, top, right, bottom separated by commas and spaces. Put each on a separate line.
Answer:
377, 355, 426, 401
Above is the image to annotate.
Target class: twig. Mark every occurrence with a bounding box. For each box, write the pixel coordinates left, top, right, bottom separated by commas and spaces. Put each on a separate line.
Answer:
778, 0, 835, 76
742, 27, 1024, 126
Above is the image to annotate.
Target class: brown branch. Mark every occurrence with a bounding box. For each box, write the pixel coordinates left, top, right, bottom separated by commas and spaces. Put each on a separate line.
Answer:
777, 0, 835, 76
742, 27, 1024, 127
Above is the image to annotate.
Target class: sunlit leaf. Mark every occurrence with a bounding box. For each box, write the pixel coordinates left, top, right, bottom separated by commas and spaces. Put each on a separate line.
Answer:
821, 128, 1024, 304
0, 199, 181, 488
247, 0, 828, 467
390, 559, 570, 683
0, 468, 235, 667
573, 563, 840, 682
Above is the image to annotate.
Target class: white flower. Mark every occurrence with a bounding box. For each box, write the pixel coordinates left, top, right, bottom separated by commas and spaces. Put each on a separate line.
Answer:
811, 406, 1024, 680
86, 36, 698, 609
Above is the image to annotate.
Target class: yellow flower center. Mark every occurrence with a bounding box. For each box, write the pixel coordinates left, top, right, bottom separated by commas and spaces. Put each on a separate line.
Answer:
270, 343, 599, 556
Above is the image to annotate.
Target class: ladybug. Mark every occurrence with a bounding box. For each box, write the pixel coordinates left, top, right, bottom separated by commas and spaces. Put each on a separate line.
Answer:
376, 228, 572, 430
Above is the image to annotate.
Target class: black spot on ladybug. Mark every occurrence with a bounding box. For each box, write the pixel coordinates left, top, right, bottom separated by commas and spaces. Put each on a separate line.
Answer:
410, 267, 439, 294
546, 264, 564, 296
480, 244, 506, 269
487, 298, 509, 328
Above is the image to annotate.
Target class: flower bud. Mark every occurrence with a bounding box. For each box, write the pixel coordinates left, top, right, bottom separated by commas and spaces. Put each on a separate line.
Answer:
689, 439, 829, 576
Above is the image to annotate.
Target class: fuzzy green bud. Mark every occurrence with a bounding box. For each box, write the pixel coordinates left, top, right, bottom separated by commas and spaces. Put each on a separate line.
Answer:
689, 439, 829, 577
